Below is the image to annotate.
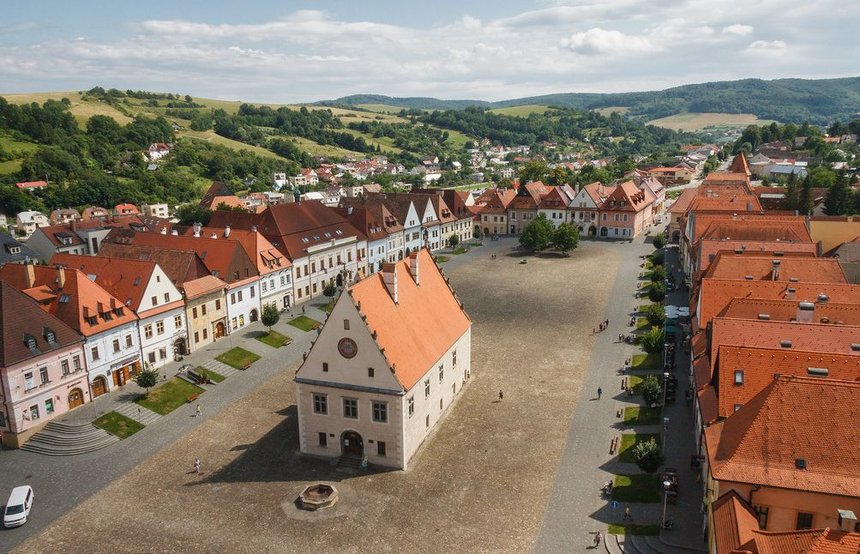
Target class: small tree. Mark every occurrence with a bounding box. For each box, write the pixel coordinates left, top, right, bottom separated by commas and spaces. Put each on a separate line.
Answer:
519, 213, 554, 252
643, 303, 666, 327
632, 437, 665, 473
473, 226, 482, 240
649, 265, 667, 283
261, 304, 280, 332
323, 282, 338, 309
553, 222, 580, 255
648, 281, 666, 303
650, 251, 665, 267
640, 374, 663, 407
448, 233, 460, 248
639, 327, 665, 354
135, 369, 159, 398
652, 233, 666, 250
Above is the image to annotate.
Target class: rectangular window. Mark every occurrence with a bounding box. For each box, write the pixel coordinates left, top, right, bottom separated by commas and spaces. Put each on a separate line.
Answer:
250, 287, 255, 298
151, 295, 158, 306
368, 367, 374, 378
126, 334, 133, 348
347, 251, 352, 262
61, 359, 70, 376
372, 402, 388, 423
452, 350, 457, 367
262, 281, 268, 293
91, 346, 100, 361
237, 290, 243, 302
438, 364, 444, 382
192, 307, 198, 319
796, 512, 813, 530
343, 398, 358, 419
30, 405, 40, 420
201, 304, 207, 316
148, 352, 156, 363
113, 338, 121, 353
239, 315, 245, 326
311, 262, 316, 273
159, 347, 167, 360
408, 396, 414, 417
343, 319, 350, 330
323, 362, 329, 372
164, 293, 169, 303
377, 441, 386, 457
318, 432, 327, 447
202, 328, 208, 340
734, 370, 744, 385
39, 366, 49, 384
194, 331, 200, 343
73, 355, 81, 370
425, 414, 430, 428
175, 315, 182, 328
425, 378, 430, 398
231, 317, 237, 329
755, 506, 769, 530
215, 299, 221, 310
144, 325, 153, 339
156, 321, 165, 335
45, 398, 54, 414
230, 292, 236, 304
313, 394, 328, 414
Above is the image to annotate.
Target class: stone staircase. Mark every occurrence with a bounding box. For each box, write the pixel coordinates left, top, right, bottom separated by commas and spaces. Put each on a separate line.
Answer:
22, 420, 119, 456
336, 455, 364, 470
200, 359, 240, 379
113, 401, 161, 425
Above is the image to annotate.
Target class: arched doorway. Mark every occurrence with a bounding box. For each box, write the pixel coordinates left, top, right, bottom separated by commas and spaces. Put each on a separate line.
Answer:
600, 227, 608, 237
173, 338, 186, 357
249, 309, 259, 323
214, 321, 226, 339
68, 388, 85, 409
588, 225, 597, 237
483, 227, 489, 236
91, 376, 107, 398
341, 430, 363, 457
672, 230, 680, 243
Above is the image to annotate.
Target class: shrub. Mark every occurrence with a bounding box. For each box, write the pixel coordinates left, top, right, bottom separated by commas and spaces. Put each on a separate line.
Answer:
652, 233, 667, 250
643, 303, 666, 326
639, 327, 665, 353
632, 437, 665, 473
649, 265, 667, 282
650, 251, 665, 267
648, 281, 666, 302
640, 375, 663, 407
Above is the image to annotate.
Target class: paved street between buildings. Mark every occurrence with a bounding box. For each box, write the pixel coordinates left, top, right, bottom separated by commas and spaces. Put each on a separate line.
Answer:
6, 236, 703, 553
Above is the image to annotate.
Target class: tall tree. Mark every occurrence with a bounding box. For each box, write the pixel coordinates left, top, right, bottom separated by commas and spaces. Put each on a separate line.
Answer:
824, 174, 852, 215
783, 172, 800, 211
519, 214, 554, 252
798, 175, 814, 215
261, 304, 280, 332
552, 223, 579, 255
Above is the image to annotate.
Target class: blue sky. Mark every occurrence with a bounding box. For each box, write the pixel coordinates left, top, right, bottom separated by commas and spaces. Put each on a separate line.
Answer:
2, 1, 858, 103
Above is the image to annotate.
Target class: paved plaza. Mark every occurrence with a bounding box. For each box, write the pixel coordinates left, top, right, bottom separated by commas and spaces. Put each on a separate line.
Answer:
7, 235, 704, 553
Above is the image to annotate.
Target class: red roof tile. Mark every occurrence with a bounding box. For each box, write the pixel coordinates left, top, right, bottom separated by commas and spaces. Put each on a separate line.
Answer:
702, 254, 846, 283
742, 527, 860, 554
719, 297, 860, 325
711, 490, 759, 554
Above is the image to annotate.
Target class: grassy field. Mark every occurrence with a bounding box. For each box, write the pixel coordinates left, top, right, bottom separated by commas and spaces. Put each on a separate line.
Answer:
339, 128, 403, 153
2, 91, 134, 126
631, 353, 662, 371
622, 406, 662, 426
288, 136, 362, 158
356, 103, 413, 114
135, 378, 205, 416
647, 112, 775, 131
216, 347, 261, 370
93, 411, 145, 439
612, 474, 662, 503
487, 104, 549, 117
195, 366, 226, 384
594, 106, 630, 116
619, 433, 662, 462
287, 315, 322, 332
255, 331, 292, 348
176, 131, 288, 161
607, 523, 660, 536
0, 134, 38, 175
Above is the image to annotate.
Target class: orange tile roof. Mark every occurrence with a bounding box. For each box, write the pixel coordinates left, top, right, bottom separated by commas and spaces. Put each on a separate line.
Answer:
706, 376, 860, 496
348, 249, 470, 390
711, 490, 759, 554
698, 241, 818, 273
693, 355, 712, 390
668, 187, 698, 214
714, 344, 860, 417
50, 253, 157, 312
702, 172, 752, 185
694, 216, 812, 245
182, 275, 227, 300
719, 297, 860, 325
603, 181, 651, 212
479, 189, 517, 215
702, 254, 847, 283
166, 226, 291, 275
728, 152, 751, 177
695, 280, 860, 329
509, 181, 548, 210
697, 385, 719, 425
742, 528, 860, 554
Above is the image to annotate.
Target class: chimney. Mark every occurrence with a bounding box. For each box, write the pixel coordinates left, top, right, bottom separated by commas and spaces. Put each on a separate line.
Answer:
817, 293, 829, 305
348, 205, 354, 215
160, 226, 167, 235
796, 301, 814, 323
409, 251, 419, 285
193, 222, 202, 238
25, 263, 35, 288
224, 225, 231, 238
251, 225, 257, 233
171, 230, 178, 236
210, 233, 217, 239
746, 201, 753, 211
56, 266, 66, 289
786, 287, 795, 300
837, 510, 857, 532
771, 259, 781, 280
381, 262, 398, 304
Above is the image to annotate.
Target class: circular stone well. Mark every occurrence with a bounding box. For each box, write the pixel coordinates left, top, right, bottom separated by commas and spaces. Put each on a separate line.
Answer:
297, 483, 339, 511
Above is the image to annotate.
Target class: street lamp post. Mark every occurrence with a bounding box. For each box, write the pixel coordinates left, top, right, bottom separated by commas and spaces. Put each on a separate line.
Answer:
661, 479, 673, 528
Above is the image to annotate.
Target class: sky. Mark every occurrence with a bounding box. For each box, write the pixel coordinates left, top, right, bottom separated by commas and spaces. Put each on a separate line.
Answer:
2, 0, 859, 104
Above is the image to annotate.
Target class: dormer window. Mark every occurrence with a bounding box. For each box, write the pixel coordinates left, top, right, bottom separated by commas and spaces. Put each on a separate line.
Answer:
43, 327, 57, 345
23, 333, 38, 352
8, 246, 21, 254
59, 294, 71, 303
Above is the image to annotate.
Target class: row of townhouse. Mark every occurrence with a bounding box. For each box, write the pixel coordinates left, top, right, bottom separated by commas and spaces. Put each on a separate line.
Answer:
474, 179, 665, 239
673, 161, 860, 552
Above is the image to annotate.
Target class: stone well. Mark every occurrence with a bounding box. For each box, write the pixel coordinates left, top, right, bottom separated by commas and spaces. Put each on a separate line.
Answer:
297, 483, 339, 511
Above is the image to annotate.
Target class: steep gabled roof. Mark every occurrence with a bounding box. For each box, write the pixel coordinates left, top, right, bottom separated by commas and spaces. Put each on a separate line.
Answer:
50, 253, 158, 312
718, 297, 860, 325
705, 376, 860, 497
728, 152, 751, 177
479, 189, 517, 215
199, 181, 234, 209
509, 181, 547, 210
702, 254, 847, 283
711, 490, 759, 554
349, 250, 470, 390
603, 181, 650, 212
581, 182, 615, 207
0, 281, 82, 367
98, 244, 210, 289
741, 527, 860, 554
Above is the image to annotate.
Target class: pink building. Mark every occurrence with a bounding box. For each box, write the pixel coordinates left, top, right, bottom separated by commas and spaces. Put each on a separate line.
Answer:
596, 181, 654, 238
0, 281, 87, 448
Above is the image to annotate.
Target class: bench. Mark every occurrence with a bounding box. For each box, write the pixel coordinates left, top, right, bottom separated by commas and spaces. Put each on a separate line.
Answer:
242, 361, 252, 370
187, 393, 199, 403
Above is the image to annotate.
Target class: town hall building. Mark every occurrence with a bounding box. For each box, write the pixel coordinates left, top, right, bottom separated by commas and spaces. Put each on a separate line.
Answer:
294, 249, 471, 469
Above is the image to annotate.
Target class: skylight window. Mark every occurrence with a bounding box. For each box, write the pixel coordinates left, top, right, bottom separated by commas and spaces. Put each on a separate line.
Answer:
324, 232, 332, 238
59, 294, 71, 303
301, 238, 310, 244
335, 229, 343, 235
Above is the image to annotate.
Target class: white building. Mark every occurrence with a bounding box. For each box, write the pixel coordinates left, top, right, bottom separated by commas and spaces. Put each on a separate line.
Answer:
142, 204, 170, 218
295, 250, 471, 469
15, 211, 49, 237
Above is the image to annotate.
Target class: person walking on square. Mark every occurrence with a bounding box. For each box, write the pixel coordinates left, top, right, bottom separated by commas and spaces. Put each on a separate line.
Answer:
597, 387, 602, 399
498, 390, 504, 401
593, 532, 602, 547
623, 506, 632, 520
195, 404, 202, 417
194, 458, 201, 474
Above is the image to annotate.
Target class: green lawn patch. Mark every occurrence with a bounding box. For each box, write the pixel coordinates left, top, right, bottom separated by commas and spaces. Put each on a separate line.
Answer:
612, 474, 662, 503
256, 330, 292, 348
93, 411, 145, 439
623, 406, 663, 426
316, 302, 334, 314
451, 247, 469, 255
619, 433, 662, 463
608, 523, 661, 536
287, 315, 322, 332
635, 317, 651, 331
435, 255, 450, 263
195, 366, 225, 383
216, 347, 261, 369
134, 378, 204, 416
631, 353, 662, 370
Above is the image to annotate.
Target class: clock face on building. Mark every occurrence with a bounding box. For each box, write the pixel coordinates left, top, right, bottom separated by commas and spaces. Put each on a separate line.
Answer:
338, 337, 358, 359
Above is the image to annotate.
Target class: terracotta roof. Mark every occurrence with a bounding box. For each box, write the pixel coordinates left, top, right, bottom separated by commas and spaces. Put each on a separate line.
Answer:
711, 490, 759, 554
698, 241, 818, 273
538, 185, 575, 210
603, 181, 651, 212
694, 217, 812, 245
165, 225, 290, 275
334, 201, 402, 242
695, 280, 860, 329
692, 331, 709, 359
182, 275, 227, 300
668, 187, 698, 214
97, 244, 210, 289
705, 376, 860, 496
348, 250, 470, 390
50, 253, 158, 312
114, 203, 139, 214
34, 224, 86, 248
509, 181, 548, 210
199, 181, 234, 209
33, 216, 146, 247
15, 180, 48, 189
0, 264, 138, 336
702, 254, 847, 283
478, 189, 517, 215
719, 297, 860, 325
693, 355, 712, 390
702, 172, 752, 185
741, 528, 860, 554
0, 281, 83, 367
728, 152, 751, 177
715, 344, 860, 417
698, 385, 719, 425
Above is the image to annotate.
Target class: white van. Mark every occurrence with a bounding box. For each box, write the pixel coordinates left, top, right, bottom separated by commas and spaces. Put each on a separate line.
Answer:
3, 485, 34, 528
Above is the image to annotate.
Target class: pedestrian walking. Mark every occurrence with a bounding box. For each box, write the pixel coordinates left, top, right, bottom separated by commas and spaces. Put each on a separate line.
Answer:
498, 390, 504, 401
195, 404, 202, 417
618, 333, 623, 342
194, 458, 201, 474
623, 506, 632, 520
597, 387, 602, 399
593, 532, 602, 547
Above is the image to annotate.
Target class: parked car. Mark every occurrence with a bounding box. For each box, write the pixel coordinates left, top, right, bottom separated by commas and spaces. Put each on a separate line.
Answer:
4, 485, 34, 528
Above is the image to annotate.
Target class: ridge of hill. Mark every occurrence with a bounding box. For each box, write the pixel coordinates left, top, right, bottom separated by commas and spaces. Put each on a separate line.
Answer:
323, 77, 860, 125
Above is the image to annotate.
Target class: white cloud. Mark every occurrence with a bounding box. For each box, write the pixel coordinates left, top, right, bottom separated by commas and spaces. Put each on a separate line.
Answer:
561, 28, 657, 56
722, 24, 754, 36
748, 39, 787, 50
